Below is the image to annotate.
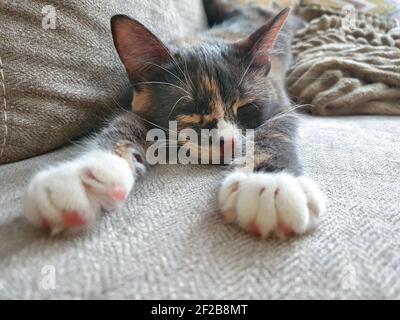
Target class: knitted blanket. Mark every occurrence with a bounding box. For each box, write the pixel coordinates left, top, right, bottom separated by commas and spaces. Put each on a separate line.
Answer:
288, 4, 400, 116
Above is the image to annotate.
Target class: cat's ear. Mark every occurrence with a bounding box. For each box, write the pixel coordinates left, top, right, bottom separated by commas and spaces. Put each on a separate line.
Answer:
111, 15, 170, 84
234, 8, 290, 66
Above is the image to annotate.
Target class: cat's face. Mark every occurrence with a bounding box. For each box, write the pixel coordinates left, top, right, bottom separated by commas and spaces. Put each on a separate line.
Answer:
133, 43, 272, 129
131, 43, 273, 155
111, 9, 289, 162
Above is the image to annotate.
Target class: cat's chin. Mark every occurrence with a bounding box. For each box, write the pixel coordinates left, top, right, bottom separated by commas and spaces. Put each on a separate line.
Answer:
176, 143, 241, 165
219, 171, 325, 239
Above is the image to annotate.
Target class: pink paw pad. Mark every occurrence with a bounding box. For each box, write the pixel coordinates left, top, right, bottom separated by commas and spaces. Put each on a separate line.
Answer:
277, 224, 295, 238
108, 186, 126, 201
62, 210, 86, 226
41, 218, 50, 229
249, 222, 261, 237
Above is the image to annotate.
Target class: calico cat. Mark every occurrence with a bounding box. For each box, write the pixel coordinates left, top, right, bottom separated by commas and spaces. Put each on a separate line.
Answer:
23, 1, 325, 238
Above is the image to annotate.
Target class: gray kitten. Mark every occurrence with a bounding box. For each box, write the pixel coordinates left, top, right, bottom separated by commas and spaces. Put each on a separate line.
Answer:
24, 1, 325, 238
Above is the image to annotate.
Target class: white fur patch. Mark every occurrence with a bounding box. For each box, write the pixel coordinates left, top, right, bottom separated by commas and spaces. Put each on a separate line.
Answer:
24, 151, 135, 235
217, 120, 241, 145
219, 171, 326, 239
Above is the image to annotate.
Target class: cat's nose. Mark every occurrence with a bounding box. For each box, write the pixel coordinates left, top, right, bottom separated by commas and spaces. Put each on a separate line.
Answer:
220, 137, 235, 151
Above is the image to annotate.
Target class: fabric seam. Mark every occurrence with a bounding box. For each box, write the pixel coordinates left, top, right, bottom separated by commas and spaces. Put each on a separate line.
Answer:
0, 56, 8, 161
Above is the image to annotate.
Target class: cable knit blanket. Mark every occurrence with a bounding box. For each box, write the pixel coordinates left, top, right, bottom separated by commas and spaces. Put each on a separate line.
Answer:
288, 4, 400, 116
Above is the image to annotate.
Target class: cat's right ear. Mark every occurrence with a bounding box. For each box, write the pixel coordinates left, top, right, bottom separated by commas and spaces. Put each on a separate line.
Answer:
111, 15, 170, 84
233, 8, 290, 67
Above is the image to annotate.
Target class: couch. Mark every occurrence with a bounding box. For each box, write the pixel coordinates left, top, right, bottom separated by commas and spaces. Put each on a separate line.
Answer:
1, 0, 399, 299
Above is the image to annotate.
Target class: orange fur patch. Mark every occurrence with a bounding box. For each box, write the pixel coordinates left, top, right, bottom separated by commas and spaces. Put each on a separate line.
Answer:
132, 87, 151, 113
201, 76, 224, 119
176, 114, 202, 124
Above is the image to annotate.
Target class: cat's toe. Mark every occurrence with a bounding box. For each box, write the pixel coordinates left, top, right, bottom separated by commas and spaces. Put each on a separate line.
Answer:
24, 166, 96, 235
219, 171, 246, 223
23, 151, 134, 234
219, 171, 325, 239
297, 176, 326, 230
79, 151, 134, 210
271, 173, 311, 238
219, 172, 279, 237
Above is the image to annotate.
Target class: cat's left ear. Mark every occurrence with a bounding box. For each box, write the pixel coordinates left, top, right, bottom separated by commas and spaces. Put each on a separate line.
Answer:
234, 8, 290, 66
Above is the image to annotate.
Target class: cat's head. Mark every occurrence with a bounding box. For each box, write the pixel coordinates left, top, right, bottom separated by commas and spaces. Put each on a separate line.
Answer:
111, 9, 289, 163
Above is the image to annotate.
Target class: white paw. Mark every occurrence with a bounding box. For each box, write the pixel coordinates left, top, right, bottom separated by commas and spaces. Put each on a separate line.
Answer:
23, 151, 135, 235
219, 171, 325, 239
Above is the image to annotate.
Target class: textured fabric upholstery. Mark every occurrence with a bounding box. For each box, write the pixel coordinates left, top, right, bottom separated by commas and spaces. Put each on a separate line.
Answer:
0, 0, 206, 163
1, 115, 399, 299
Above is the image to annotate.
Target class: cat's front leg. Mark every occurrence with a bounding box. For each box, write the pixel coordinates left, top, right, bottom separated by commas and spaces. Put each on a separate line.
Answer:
219, 115, 325, 239
23, 113, 148, 235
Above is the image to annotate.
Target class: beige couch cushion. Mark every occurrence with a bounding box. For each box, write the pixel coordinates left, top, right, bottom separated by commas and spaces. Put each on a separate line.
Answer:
0, 0, 206, 164
1, 115, 400, 299
288, 4, 400, 116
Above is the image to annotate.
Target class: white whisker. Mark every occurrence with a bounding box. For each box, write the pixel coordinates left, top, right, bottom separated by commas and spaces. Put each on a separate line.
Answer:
168, 95, 191, 120
258, 104, 308, 128
147, 62, 184, 83
134, 81, 191, 95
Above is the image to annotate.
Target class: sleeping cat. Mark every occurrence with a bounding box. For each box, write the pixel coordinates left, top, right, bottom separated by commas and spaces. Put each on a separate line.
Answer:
23, 1, 325, 238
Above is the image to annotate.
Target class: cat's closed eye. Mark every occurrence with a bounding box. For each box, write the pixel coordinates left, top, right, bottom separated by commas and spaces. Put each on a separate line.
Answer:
236, 103, 263, 128
169, 100, 198, 119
